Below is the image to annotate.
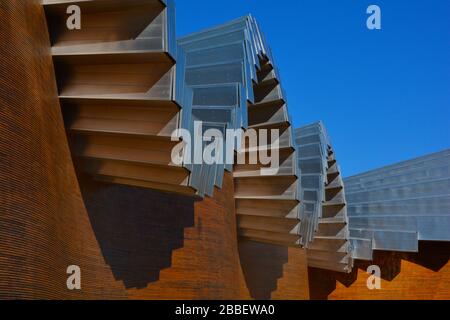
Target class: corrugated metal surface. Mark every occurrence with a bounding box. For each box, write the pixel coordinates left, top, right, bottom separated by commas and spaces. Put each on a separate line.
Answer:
178, 16, 301, 246
295, 122, 353, 272
178, 16, 286, 197
345, 149, 450, 260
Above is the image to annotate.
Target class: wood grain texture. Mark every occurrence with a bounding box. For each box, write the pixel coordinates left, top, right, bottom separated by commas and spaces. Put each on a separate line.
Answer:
0, 2, 305, 300
271, 247, 310, 300
2, 0, 448, 301
77, 171, 251, 299
0, 0, 125, 299
0, 24, 250, 295
238, 241, 309, 300
308, 241, 450, 300
123, 172, 251, 299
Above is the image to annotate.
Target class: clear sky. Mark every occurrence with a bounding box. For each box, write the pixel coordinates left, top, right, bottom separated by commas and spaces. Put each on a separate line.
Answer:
175, 0, 450, 177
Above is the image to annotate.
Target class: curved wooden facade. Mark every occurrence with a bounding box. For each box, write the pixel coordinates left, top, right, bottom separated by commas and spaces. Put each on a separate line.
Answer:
0, 0, 122, 299
0, 1, 448, 301
0, 1, 309, 300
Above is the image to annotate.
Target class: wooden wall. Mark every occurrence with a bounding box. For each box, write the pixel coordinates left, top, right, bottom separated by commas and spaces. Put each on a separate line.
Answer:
0, 0, 124, 299
2, 0, 448, 301
238, 241, 309, 300
0, 2, 300, 300
0, 2, 249, 297
78, 171, 251, 300
309, 241, 450, 300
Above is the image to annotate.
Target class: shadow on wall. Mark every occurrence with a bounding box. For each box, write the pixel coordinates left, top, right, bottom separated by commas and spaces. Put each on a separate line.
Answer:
79, 175, 195, 289
308, 242, 450, 300
238, 241, 288, 300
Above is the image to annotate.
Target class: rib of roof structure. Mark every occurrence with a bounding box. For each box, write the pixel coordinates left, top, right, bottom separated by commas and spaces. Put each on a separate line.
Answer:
178, 16, 302, 247
42, 0, 197, 196
345, 149, 450, 260
295, 122, 353, 273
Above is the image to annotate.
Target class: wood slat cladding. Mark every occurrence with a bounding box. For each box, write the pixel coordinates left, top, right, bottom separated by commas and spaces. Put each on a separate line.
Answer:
238, 241, 310, 300
120, 172, 251, 299
0, 5, 249, 294
0, 6, 248, 295
3, 1, 447, 301
0, 2, 307, 300
309, 241, 450, 300
0, 0, 125, 299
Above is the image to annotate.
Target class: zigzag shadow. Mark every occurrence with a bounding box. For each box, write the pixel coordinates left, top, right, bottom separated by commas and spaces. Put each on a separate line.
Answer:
79, 175, 195, 289
308, 241, 450, 300
238, 241, 288, 300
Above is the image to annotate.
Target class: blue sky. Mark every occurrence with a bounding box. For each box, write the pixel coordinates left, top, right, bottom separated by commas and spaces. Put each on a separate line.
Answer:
176, 0, 450, 177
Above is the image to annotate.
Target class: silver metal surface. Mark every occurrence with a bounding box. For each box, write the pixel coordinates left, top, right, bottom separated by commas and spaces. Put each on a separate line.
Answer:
345, 149, 450, 260
177, 16, 296, 197
295, 122, 353, 272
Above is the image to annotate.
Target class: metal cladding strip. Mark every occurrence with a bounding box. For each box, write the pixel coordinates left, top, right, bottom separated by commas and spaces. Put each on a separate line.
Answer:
295, 122, 330, 246
345, 149, 450, 260
43, 0, 198, 197
178, 17, 256, 197
178, 16, 301, 247
295, 122, 353, 273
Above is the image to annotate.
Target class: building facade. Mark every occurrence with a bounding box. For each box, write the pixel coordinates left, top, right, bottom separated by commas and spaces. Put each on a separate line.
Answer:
0, 0, 448, 300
